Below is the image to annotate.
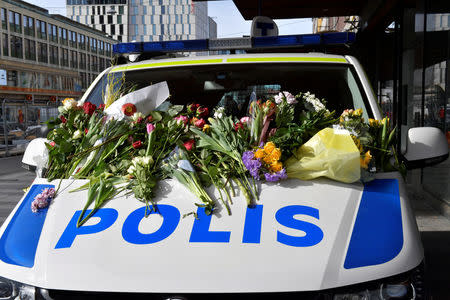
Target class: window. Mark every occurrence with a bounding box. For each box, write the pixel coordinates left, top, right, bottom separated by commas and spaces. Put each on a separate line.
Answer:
2, 33, 8, 56
49, 24, 57, 42
118, 6, 124, 14
23, 16, 33, 36
10, 35, 22, 58
142, 15, 145, 24
78, 34, 85, 50
60, 28, 68, 45
143, 6, 147, 14
61, 48, 69, 67
111, 24, 116, 35
37, 42, 47, 63
161, 5, 165, 14
117, 15, 122, 24
24, 39, 35, 60
49, 45, 58, 65
69, 31, 77, 48
1, 8, 7, 30
70, 50, 78, 68
131, 15, 136, 24
102, 24, 106, 32
92, 6, 95, 15
36, 20, 46, 39
99, 15, 104, 24
92, 38, 97, 52
107, 15, 112, 24
9, 11, 21, 34
119, 24, 123, 35
80, 53, 86, 70
99, 40, 104, 55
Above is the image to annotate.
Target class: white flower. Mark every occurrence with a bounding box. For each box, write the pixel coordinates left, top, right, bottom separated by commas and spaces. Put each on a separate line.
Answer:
274, 92, 284, 104
62, 98, 77, 111
303, 92, 326, 112
72, 130, 82, 139
214, 107, 225, 119
131, 155, 153, 168
131, 112, 145, 122
127, 165, 136, 174
283, 91, 297, 105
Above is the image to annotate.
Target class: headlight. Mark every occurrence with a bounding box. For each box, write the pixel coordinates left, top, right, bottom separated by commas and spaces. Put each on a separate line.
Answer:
333, 263, 425, 300
0, 276, 53, 300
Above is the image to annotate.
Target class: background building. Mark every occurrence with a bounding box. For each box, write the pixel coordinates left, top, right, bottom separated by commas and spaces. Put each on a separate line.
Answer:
66, 0, 217, 43
312, 16, 358, 33
0, 0, 115, 155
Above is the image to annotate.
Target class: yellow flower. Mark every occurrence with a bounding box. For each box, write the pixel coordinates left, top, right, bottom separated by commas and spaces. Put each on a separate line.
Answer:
270, 161, 283, 172
360, 151, 372, 169
202, 124, 210, 133
263, 155, 274, 164
369, 118, 379, 127
254, 149, 265, 159
353, 108, 363, 116
271, 148, 281, 161
381, 117, 389, 126
263, 142, 276, 154
351, 135, 364, 153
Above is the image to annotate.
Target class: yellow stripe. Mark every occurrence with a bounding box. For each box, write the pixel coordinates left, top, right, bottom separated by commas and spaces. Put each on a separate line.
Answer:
111, 59, 223, 72
226, 57, 347, 63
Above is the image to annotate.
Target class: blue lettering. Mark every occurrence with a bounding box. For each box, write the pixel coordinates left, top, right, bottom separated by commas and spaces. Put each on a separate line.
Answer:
55, 208, 118, 249
256, 22, 274, 36
242, 205, 263, 243
275, 205, 323, 247
189, 207, 230, 243
122, 205, 180, 244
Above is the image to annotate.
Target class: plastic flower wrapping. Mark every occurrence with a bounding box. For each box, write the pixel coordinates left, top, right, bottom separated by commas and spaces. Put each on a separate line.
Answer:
40, 91, 402, 225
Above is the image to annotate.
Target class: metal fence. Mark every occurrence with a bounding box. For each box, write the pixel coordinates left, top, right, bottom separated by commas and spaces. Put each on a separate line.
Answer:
1, 99, 59, 157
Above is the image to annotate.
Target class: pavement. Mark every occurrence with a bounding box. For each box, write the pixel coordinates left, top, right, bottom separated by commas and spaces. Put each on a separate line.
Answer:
0, 155, 449, 298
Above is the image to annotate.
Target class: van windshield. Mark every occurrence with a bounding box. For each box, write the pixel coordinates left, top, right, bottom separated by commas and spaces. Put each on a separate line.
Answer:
86, 63, 371, 119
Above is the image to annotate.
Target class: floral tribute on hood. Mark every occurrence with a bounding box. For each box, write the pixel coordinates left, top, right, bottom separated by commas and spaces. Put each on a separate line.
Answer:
41, 93, 401, 225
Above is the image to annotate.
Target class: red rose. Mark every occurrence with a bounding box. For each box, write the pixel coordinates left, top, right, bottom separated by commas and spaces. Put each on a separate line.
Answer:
147, 115, 153, 122
84, 128, 88, 134
137, 117, 144, 123
234, 122, 244, 131
194, 118, 206, 129
60, 115, 67, 123
121, 103, 137, 117
197, 107, 209, 118
49, 141, 56, 147
83, 102, 97, 115
98, 104, 105, 110
132, 140, 142, 149
183, 139, 195, 151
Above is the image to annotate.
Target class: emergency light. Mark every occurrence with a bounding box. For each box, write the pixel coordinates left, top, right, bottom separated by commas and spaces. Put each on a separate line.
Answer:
113, 32, 356, 55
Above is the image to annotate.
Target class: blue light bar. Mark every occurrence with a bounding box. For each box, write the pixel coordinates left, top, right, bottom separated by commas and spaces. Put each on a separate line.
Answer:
112, 32, 356, 55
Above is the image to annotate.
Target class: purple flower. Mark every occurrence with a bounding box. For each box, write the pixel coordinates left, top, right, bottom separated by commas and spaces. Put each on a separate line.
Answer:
31, 188, 55, 213
264, 169, 287, 182
242, 151, 262, 180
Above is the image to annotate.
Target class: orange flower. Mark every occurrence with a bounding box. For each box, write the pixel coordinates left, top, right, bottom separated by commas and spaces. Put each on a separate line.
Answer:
360, 151, 372, 169
270, 161, 283, 172
263, 142, 276, 154
270, 148, 281, 161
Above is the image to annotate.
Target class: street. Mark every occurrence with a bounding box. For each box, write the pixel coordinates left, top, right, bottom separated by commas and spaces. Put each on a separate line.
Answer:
0, 155, 449, 298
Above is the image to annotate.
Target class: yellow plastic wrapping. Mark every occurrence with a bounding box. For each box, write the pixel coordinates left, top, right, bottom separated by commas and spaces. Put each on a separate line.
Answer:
285, 128, 361, 183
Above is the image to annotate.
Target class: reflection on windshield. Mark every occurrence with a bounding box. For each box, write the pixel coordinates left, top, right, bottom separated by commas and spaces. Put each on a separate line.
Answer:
85, 64, 370, 118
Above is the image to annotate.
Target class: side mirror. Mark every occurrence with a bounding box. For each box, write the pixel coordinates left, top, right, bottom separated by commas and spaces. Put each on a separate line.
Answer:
403, 127, 449, 169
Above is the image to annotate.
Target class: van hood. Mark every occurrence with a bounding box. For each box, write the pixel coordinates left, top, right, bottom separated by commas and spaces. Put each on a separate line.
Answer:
0, 174, 423, 293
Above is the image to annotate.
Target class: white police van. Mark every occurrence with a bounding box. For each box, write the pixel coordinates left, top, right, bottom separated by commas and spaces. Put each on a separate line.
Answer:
1, 31, 449, 299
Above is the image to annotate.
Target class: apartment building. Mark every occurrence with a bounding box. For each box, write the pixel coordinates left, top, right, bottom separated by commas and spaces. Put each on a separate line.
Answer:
66, 0, 217, 43
0, 0, 115, 148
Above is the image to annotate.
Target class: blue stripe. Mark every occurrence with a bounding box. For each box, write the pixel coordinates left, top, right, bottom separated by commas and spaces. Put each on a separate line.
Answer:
344, 179, 403, 269
0, 184, 54, 268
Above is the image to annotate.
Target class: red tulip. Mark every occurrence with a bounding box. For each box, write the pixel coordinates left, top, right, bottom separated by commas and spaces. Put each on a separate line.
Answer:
183, 139, 195, 151
60, 115, 67, 123
132, 140, 142, 149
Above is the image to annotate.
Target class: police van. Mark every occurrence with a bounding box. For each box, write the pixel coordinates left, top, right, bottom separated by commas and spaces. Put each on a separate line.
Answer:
0, 28, 449, 299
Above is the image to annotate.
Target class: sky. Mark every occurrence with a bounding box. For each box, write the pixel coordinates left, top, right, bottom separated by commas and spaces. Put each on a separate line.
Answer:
24, 0, 313, 38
